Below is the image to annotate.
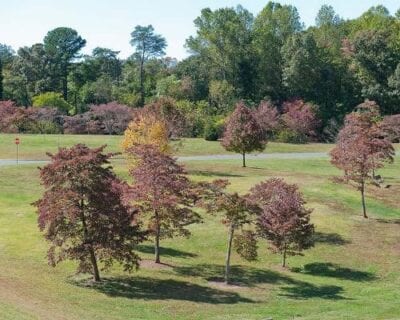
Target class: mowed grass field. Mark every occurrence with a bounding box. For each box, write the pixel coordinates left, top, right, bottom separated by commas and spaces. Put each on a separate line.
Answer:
0, 133, 334, 159
0, 135, 400, 319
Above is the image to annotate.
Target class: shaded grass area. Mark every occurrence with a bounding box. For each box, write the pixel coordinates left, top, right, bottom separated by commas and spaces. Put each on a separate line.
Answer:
72, 276, 253, 304
0, 153, 399, 319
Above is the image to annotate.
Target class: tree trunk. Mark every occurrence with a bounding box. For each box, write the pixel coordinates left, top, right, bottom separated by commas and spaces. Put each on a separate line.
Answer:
242, 152, 246, 168
80, 199, 101, 281
139, 58, 145, 107
361, 180, 368, 218
282, 245, 287, 268
89, 246, 101, 282
154, 212, 161, 263
225, 223, 235, 284
62, 64, 68, 101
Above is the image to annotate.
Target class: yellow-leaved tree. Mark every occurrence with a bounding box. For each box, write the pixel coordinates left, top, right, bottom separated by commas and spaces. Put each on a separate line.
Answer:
122, 112, 171, 154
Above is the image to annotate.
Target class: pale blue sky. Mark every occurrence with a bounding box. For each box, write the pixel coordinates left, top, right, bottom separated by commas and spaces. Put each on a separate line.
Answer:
0, 0, 399, 60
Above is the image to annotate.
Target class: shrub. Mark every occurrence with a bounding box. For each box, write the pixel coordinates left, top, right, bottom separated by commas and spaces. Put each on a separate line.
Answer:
176, 100, 206, 138
281, 99, 320, 143
63, 114, 90, 134
381, 114, 400, 142
276, 129, 307, 144
88, 102, 132, 135
204, 117, 224, 141
32, 92, 73, 114
0, 100, 20, 132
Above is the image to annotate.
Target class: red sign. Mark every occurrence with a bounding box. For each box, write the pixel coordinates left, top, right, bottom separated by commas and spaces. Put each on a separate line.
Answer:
15, 137, 20, 145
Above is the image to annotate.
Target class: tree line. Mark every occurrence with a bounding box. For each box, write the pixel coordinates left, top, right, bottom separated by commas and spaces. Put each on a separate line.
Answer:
1, 3, 400, 139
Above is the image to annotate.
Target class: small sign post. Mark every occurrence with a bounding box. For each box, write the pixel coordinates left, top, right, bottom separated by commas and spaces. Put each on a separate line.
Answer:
15, 137, 20, 164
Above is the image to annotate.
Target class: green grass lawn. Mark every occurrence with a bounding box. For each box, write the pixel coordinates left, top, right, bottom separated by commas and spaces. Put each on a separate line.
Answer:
0, 134, 336, 160
0, 140, 399, 319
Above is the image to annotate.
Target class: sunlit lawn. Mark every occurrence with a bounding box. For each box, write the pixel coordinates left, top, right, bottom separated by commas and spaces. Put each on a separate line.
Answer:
0, 134, 337, 160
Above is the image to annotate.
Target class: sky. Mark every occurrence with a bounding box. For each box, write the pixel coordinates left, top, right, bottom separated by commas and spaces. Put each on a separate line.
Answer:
0, 0, 399, 60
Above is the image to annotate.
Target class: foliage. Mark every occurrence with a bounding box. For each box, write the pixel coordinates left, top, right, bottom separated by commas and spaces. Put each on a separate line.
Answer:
252, 2, 302, 101
330, 100, 394, 218
122, 115, 170, 154
121, 97, 185, 153
32, 92, 73, 114
34, 144, 144, 281
233, 230, 258, 261
0, 100, 20, 132
281, 99, 320, 143
186, 6, 255, 99
208, 80, 236, 115
203, 117, 225, 141
176, 99, 208, 137
88, 102, 132, 135
63, 114, 90, 134
127, 144, 201, 263
249, 178, 314, 267
254, 100, 279, 138
349, 30, 400, 114
44, 27, 86, 100
381, 114, 400, 142
142, 97, 187, 138
221, 101, 266, 166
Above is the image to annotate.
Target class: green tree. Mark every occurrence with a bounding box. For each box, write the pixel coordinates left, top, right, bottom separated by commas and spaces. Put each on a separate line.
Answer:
9, 44, 52, 104
186, 6, 255, 99
44, 27, 86, 100
282, 33, 321, 100
91, 47, 122, 82
253, 2, 302, 101
208, 80, 236, 115
0, 44, 14, 100
130, 25, 166, 106
351, 30, 400, 114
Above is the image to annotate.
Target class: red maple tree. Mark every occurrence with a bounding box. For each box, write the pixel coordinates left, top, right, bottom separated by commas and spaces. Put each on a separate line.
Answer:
249, 178, 314, 267
221, 101, 266, 167
127, 144, 201, 264
34, 144, 144, 281
330, 101, 394, 218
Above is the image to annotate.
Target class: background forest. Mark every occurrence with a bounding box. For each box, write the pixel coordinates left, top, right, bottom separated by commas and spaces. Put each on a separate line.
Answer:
1, 3, 400, 141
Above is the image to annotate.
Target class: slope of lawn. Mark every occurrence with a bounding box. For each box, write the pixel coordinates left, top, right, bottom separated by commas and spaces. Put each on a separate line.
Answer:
0, 134, 336, 160
0, 152, 399, 320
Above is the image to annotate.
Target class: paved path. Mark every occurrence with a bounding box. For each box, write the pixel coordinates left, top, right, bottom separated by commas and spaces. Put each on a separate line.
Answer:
0, 152, 329, 166
177, 152, 328, 161
0, 160, 47, 166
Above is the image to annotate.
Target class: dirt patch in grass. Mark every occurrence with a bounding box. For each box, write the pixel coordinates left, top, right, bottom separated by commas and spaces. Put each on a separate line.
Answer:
208, 280, 248, 290
140, 259, 174, 270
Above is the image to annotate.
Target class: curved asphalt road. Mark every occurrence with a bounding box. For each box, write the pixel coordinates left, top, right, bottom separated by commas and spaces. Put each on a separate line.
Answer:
0, 152, 328, 166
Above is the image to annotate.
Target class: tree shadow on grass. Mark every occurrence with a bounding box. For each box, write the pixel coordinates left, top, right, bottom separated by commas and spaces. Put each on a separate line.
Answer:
72, 276, 253, 304
313, 232, 351, 245
136, 245, 198, 258
173, 263, 297, 287
188, 170, 243, 178
280, 283, 348, 300
296, 262, 376, 282
174, 263, 349, 301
